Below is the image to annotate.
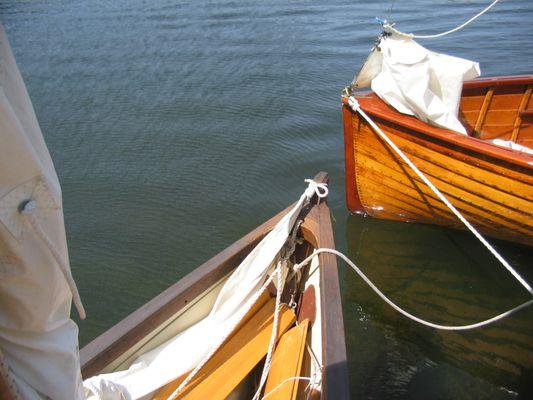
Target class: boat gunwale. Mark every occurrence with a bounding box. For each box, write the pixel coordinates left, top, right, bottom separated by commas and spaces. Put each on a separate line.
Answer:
79, 172, 349, 399
341, 75, 533, 170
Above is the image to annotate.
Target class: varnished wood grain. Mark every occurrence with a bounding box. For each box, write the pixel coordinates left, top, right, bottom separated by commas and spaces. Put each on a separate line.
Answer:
263, 319, 309, 400
342, 75, 533, 246
154, 299, 296, 400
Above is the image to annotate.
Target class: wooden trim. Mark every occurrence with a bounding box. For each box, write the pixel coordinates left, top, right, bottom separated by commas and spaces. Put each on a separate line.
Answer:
342, 104, 366, 214
342, 92, 533, 169
463, 75, 533, 89
316, 200, 350, 400
473, 88, 493, 137
511, 86, 532, 142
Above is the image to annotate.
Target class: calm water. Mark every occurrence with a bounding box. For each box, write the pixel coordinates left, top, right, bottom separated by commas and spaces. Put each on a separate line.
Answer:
2, 0, 532, 398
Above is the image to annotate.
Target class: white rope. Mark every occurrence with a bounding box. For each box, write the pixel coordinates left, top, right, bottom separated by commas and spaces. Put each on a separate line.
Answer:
252, 264, 285, 400
260, 377, 313, 400
304, 179, 328, 200
348, 96, 533, 296
294, 248, 533, 331
383, 0, 501, 39
165, 272, 277, 400
166, 181, 318, 399
20, 200, 86, 319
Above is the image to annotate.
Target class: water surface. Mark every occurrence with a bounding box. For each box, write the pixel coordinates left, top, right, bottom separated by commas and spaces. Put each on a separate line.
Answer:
2, 0, 532, 398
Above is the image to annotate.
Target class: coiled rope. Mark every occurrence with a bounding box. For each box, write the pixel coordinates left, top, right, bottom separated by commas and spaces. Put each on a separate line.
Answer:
383, 0, 501, 39
294, 248, 533, 331
347, 96, 533, 296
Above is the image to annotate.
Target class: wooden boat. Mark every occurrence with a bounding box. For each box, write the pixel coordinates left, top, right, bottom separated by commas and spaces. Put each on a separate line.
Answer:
79, 172, 349, 400
342, 75, 533, 247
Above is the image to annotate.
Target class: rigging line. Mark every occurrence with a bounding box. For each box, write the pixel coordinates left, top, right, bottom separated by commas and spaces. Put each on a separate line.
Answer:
20, 200, 86, 319
384, 0, 501, 39
347, 96, 533, 296
387, 0, 396, 21
294, 248, 533, 331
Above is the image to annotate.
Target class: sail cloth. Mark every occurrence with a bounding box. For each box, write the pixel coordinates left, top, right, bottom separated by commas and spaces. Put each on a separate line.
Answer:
352, 32, 480, 134
0, 26, 84, 399
83, 182, 320, 400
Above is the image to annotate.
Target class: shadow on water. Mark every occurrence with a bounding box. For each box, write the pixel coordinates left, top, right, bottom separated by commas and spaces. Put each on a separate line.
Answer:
343, 215, 533, 399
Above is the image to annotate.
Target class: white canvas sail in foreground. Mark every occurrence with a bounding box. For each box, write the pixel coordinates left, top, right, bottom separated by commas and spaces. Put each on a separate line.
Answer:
0, 25, 84, 400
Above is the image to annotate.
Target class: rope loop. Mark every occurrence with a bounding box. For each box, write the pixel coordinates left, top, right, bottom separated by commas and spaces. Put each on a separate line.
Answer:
304, 179, 328, 200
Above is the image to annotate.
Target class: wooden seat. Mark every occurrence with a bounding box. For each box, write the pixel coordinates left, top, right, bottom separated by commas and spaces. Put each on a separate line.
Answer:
263, 319, 310, 400
153, 295, 296, 400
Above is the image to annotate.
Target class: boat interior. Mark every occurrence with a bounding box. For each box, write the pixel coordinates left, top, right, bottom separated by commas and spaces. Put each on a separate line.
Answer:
81, 205, 329, 400
458, 76, 533, 148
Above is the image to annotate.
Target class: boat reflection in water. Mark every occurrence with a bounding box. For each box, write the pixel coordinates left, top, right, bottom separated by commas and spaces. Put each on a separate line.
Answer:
343, 214, 532, 399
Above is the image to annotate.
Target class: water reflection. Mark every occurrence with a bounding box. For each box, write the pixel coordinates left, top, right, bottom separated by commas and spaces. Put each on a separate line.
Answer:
344, 215, 533, 399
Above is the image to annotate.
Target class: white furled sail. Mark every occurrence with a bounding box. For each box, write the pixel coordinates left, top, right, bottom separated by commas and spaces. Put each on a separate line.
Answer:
353, 32, 480, 134
0, 25, 84, 399
83, 181, 324, 400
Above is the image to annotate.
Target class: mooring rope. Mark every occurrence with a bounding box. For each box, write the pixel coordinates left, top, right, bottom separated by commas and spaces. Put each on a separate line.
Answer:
347, 96, 533, 296
382, 0, 501, 39
295, 248, 533, 331
165, 270, 277, 400
252, 264, 285, 400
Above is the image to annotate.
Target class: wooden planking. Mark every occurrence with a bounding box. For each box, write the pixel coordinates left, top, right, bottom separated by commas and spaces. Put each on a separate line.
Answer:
345, 97, 533, 246
310, 198, 350, 400
355, 118, 533, 243
356, 144, 531, 238
355, 116, 533, 199
263, 320, 310, 400
342, 105, 365, 213
344, 92, 533, 168
153, 299, 296, 400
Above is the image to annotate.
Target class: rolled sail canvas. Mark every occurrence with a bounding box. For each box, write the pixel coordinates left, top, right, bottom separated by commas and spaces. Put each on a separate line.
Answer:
0, 25, 83, 400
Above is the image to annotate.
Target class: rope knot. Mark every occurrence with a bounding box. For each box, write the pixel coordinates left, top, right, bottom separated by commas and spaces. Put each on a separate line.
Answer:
347, 96, 360, 113
304, 179, 328, 200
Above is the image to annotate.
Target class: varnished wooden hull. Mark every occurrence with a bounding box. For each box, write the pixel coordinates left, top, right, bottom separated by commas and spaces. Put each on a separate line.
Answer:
342, 76, 533, 247
80, 172, 349, 399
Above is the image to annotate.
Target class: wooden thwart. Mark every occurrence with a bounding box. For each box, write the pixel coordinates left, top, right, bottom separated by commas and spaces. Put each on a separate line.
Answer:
154, 296, 296, 400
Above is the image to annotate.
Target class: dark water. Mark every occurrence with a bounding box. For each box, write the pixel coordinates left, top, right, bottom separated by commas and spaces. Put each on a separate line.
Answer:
2, 0, 532, 398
